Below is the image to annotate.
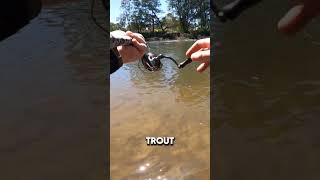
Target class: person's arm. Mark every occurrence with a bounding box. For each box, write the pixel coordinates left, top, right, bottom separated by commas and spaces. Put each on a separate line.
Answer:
110, 48, 123, 74
102, 0, 108, 11
0, 0, 42, 41
110, 31, 147, 74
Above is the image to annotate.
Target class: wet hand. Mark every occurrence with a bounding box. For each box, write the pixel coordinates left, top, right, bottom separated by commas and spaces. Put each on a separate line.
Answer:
186, 38, 210, 73
278, 0, 320, 35
117, 31, 148, 64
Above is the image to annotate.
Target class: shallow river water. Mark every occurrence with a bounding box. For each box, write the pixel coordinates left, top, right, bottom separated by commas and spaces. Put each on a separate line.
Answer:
111, 40, 210, 180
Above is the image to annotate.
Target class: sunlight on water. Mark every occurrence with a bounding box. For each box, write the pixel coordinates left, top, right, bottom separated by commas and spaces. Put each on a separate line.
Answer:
111, 41, 210, 179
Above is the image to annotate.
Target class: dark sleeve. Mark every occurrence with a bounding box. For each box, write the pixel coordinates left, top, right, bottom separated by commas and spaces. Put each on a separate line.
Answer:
102, 0, 108, 11
110, 49, 123, 74
0, 0, 42, 41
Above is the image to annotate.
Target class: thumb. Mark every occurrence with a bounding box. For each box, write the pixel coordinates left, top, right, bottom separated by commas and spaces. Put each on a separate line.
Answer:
278, 4, 318, 35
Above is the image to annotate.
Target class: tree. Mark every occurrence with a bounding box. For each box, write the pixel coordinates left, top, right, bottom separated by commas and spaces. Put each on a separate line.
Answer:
167, 0, 193, 33
141, 0, 166, 33
166, 0, 210, 33
162, 13, 179, 32
193, 0, 210, 30
118, 0, 210, 34
110, 22, 124, 32
118, 0, 164, 33
119, 0, 133, 29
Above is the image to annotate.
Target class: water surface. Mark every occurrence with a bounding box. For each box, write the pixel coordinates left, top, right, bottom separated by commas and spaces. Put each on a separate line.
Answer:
111, 40, 210, 180
0, 1, 106, 179
213, 1, 320, 179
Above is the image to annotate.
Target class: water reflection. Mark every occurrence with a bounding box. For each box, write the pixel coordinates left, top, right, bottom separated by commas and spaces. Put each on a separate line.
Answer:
214, 0, 320, 179
0, 1, 105, 179
125, 41, 210, 104
111, 41, 210, 179
64, 0, 106, 86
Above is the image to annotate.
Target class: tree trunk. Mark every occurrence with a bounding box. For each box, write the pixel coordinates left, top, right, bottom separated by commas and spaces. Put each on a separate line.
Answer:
152, 19, 155, 33
180, 17, 189, 33
151, 10, 166, 33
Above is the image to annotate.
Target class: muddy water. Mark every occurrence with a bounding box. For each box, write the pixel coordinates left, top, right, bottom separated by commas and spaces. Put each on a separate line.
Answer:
213, 1, 320, 179
0, 1, 106, 179
110, 40, 210, 179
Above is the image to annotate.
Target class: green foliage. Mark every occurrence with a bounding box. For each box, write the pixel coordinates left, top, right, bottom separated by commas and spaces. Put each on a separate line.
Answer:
162, 13, 180, 32
119, 0, 164, 33
110, 22, 125, 32
117, 0, 210, 36
166, 0, 210, 33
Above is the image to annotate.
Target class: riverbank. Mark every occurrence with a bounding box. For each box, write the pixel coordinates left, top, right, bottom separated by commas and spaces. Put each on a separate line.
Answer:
142, 31, 210, 41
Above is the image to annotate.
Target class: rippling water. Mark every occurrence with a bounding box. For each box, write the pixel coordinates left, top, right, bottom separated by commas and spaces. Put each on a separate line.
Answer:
111, 41, 210, 179
0, 1, 105, 179
213, 1, 320, 179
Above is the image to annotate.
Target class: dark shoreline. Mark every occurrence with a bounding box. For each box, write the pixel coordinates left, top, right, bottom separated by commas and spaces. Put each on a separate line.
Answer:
144, 32, 209, 41
110, 31, 209, 41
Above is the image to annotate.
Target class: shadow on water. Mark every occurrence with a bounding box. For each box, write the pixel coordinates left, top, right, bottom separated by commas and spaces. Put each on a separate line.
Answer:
214, 1, 320, 180
64, 0, 106, 86
0, 1, 105, 179
111, 41, 210, 179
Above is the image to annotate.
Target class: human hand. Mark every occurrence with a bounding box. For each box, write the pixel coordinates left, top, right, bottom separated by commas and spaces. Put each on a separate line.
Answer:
278, 0, 320, 35
116, 31, 147, 64
186, 38, 211, 73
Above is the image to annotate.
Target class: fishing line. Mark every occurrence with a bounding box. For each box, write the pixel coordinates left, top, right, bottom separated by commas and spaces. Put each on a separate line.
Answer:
102, 0, 108, 11
90, 0, 108, 34
140, 53, 192, 72
102, 0, 193, 72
